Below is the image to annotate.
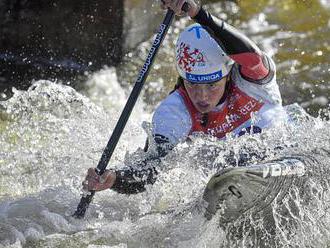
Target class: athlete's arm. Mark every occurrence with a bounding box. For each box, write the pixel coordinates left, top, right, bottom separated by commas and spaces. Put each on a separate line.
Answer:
83, 134, 173, 194
83, 91, 191, 194
111, 89, 192, 194
111, 134, 173, 194
193, 7, 274, 82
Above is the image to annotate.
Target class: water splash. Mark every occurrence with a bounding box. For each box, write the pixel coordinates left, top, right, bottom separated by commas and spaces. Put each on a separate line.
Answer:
0, 77, 329, 247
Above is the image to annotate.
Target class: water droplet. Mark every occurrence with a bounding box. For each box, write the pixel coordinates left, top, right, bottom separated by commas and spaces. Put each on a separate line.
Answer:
315, 51, 323, 56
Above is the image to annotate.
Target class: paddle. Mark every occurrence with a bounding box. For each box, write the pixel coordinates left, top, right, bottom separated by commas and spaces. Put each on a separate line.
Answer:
73, 3, 189, 219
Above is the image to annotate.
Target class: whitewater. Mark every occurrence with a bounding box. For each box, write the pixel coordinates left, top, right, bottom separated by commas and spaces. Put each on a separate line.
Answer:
0, 1, 330, 247
0, 69, 329, 247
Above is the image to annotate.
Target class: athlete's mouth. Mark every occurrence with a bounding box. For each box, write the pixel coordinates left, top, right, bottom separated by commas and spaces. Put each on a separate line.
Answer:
196, 102, 210, 109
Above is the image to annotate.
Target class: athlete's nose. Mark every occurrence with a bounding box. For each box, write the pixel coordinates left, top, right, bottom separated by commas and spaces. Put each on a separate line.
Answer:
198, 87, 209, 101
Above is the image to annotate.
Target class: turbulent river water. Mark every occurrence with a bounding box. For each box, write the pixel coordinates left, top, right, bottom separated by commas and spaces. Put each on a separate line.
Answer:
0, 1, 329, 248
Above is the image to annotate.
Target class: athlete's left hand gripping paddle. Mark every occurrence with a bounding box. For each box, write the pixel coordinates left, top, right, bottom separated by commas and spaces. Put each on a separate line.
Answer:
73, 2, 189, 219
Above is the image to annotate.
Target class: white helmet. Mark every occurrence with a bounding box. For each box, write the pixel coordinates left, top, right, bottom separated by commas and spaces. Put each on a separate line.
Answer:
175, 23, 234, 84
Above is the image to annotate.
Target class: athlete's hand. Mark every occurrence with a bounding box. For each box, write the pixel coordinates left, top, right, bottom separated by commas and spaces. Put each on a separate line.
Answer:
161, 0, 200, 18
82, 168, 116, 191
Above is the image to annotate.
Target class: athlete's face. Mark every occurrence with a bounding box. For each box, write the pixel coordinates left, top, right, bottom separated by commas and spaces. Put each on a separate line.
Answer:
183, 77, 227, 113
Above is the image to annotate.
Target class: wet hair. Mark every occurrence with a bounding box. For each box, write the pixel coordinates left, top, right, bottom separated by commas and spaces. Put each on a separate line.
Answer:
170, 76, 184, 94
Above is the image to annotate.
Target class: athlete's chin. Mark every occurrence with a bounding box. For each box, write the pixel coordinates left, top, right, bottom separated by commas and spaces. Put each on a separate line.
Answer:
195, 104, 212, 113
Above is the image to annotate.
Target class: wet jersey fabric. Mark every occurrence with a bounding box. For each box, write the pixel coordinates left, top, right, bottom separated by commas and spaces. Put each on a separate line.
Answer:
112, 7, 287, 194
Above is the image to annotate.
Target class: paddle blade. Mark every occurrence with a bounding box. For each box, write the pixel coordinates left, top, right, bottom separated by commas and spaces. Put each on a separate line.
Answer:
73, 191, 95, 218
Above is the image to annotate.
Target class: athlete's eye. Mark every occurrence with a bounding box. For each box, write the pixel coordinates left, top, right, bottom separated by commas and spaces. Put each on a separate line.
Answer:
208, 83, 217, 89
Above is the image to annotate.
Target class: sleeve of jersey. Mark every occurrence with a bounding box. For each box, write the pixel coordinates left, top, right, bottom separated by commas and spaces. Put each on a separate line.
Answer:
152, 92, 191, 145
111, 135, 174, 194
193, 7, 274, 83
111, 159, 160, 194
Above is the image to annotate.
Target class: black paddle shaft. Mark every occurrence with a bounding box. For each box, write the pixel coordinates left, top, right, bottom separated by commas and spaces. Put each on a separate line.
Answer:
73, 4, 189, 219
